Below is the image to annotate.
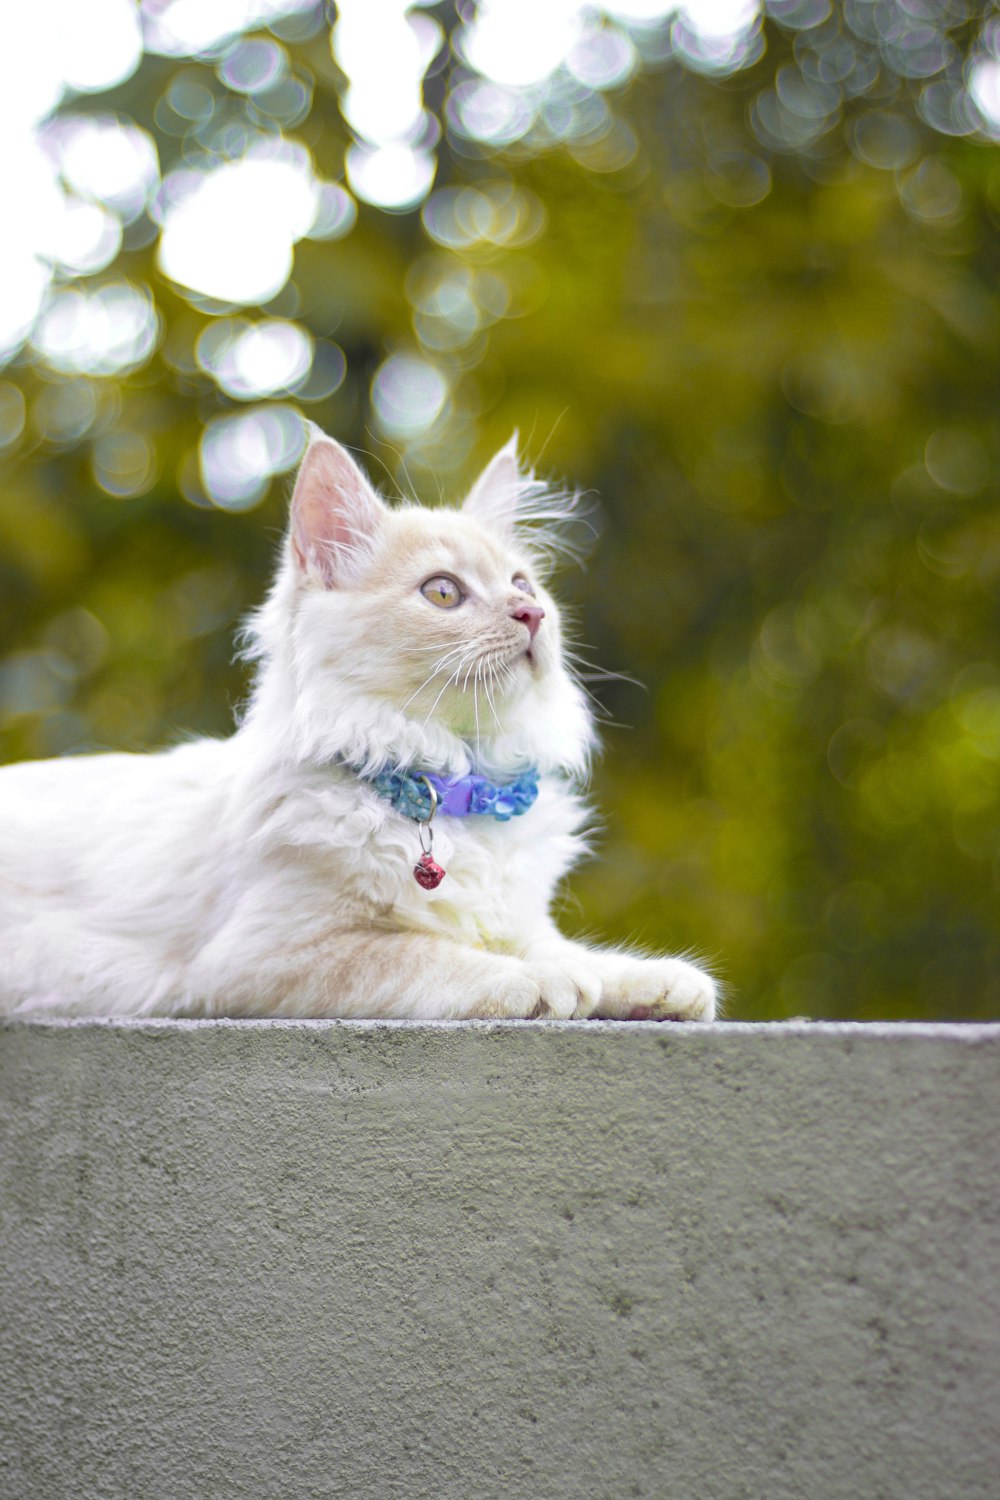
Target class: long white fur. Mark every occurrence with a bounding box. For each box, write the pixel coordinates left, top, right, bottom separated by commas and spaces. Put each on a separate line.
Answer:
0, 429, 716, 1022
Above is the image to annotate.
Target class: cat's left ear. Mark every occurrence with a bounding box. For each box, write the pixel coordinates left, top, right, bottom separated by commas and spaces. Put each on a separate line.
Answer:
289, 430, 386, 586
462, 434, 524, 534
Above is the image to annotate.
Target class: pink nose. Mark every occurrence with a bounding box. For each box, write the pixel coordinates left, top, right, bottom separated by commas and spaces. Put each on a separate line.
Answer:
512, 603, 545, 641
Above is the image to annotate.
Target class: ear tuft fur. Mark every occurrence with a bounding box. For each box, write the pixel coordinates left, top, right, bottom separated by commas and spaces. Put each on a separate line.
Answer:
462, 434, 595, 572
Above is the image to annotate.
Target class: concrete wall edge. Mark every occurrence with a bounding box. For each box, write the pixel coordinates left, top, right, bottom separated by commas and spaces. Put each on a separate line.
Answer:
4, 1016, 999, 1041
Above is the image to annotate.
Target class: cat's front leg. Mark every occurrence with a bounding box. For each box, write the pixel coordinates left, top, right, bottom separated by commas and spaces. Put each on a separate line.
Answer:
523, 934, 717, 1022
284, 930, 586, 1021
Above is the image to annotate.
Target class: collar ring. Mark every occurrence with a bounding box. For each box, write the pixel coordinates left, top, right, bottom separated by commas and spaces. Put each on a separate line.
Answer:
417, 775, 437, 850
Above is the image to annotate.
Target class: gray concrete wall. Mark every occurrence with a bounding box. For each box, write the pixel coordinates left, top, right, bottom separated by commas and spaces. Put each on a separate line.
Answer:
1, 1019, 998, 1500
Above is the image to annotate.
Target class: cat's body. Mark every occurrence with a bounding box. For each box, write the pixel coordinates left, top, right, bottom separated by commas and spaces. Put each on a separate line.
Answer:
0, 431, 716, 1022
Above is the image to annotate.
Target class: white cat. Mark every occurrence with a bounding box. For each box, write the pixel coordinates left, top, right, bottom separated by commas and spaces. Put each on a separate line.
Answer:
0, 429, 716, 1022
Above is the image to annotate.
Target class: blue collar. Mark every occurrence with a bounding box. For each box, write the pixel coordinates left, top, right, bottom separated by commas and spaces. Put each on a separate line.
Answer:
356, 765, 540, 823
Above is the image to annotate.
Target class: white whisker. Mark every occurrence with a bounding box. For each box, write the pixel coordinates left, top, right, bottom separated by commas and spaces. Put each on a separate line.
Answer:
398, 644, 475, 715
482, 668, 503, 733
420, 647, 478, 730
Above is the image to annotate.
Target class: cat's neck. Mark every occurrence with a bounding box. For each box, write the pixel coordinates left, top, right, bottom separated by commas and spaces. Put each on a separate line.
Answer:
239, 649, 590, 783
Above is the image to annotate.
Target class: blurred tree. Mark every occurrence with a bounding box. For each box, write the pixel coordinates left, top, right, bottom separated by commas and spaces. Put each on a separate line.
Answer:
1, 0, 998, 1019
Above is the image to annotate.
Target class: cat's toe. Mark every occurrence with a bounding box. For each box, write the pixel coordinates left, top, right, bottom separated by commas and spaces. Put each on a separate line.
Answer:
524, 961, 585, 1020
466, 971, 544, 1019
646, 960, 716, 1021
523, 948, 602, 1018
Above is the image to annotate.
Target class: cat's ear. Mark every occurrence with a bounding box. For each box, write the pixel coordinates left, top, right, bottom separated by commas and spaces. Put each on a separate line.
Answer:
461, 434, 524, 533
289, 429, 386, 586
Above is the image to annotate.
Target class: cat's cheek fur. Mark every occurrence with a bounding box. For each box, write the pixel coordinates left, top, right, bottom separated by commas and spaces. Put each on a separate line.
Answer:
0, 430, 718, 1021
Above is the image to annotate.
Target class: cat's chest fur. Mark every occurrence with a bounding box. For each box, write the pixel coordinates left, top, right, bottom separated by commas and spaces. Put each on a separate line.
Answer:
259, 768, 589, 951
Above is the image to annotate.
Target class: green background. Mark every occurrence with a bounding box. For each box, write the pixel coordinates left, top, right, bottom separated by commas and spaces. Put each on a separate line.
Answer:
2, 4, 998, 1020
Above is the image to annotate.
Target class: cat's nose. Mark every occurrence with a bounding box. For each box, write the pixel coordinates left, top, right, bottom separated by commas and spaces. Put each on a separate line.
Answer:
511, 603, 545, 641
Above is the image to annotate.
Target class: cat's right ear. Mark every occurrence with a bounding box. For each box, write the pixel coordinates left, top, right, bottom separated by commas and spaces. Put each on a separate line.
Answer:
289, 431, 386, 586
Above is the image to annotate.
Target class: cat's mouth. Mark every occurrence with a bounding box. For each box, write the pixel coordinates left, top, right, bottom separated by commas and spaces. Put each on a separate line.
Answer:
503, 638, 541, 674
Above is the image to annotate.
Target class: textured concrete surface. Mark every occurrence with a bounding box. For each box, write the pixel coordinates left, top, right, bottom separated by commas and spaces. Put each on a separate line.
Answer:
1, 1019, 998, 1500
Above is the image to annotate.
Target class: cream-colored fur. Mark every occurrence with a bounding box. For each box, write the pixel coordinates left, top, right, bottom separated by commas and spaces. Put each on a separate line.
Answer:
0, 430, 716, 1021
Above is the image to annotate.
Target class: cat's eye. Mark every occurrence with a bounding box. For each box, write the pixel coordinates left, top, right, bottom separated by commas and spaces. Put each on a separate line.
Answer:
420, 575, 464, 609
512, 574, 535, 597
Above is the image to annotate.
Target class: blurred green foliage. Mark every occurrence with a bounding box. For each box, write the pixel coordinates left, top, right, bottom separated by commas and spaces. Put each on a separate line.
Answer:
2, 3, 998, 1019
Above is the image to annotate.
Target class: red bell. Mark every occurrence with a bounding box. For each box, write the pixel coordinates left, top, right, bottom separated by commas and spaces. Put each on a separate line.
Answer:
413, 781, 445, 888
414, 851, 446, 889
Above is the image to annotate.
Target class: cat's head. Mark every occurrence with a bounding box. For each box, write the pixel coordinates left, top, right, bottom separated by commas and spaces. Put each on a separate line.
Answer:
245, 427, 593, 778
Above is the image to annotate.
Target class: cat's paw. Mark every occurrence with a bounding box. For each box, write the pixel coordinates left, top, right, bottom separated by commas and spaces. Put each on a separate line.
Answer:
466, 960, 588, 1020
596, 956, 717, 1022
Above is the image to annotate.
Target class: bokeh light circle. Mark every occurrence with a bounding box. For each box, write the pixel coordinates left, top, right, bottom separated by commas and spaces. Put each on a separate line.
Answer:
371, 355, 448, 437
